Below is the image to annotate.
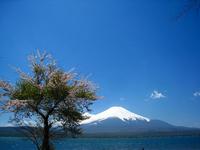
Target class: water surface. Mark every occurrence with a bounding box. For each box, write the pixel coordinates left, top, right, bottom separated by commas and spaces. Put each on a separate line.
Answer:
0, 135, 200, 150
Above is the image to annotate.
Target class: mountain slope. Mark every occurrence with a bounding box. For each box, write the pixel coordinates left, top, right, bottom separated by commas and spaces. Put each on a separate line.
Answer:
81, 106, 150, 125
0, 106, 199, 137
81, 106, 196, 134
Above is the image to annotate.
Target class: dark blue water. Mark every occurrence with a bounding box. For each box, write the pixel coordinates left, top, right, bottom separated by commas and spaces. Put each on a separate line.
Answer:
0, 136, 200, 150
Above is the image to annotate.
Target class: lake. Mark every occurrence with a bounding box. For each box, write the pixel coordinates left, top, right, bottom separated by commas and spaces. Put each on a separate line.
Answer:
0, 135, 200, 150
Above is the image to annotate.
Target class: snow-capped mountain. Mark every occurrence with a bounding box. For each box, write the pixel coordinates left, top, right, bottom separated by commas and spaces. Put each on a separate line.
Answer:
81, 106, 193, 134
81, 106, 150, 124
0, 106, 198, 137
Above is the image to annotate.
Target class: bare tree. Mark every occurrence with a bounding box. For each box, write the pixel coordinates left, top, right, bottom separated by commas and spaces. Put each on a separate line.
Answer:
0, 51, 98, 150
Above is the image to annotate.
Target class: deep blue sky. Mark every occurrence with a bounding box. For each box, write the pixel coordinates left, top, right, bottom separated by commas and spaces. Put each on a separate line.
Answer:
0, 0, 200, 127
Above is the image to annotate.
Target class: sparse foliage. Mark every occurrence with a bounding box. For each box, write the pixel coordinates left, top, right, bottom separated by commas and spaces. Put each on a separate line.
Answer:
0, 51, 98, 150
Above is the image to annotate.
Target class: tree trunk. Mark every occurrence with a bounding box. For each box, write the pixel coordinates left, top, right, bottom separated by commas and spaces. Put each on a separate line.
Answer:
41, 118, 50, 150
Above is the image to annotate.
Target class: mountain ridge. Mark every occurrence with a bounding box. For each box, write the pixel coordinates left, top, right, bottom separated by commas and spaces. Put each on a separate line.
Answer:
0, 106, 200, 137
81, 106, 200, 135
81, 106, 150, 125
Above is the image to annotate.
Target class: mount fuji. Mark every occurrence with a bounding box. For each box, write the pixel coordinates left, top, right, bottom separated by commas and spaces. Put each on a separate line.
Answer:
80, 106, 198, 135
0, 106, 199, 137
81, 106, 150, 124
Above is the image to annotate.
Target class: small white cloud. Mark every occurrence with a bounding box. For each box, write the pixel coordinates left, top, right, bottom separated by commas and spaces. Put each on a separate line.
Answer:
0, 123, 15, 127
150, 90, 165, 99
120, 97, 125, 101
193, 91, 200, 97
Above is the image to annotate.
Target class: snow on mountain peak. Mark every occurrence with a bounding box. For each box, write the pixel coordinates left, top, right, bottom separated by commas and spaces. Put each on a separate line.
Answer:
81, 106, 150, 124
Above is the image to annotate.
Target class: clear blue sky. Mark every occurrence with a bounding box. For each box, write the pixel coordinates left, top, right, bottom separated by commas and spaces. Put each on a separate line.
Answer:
0, 0, 200, 127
